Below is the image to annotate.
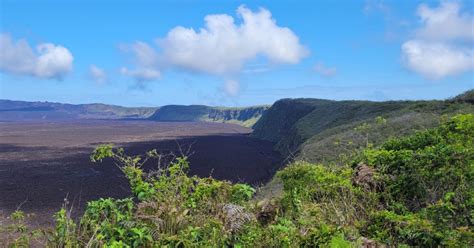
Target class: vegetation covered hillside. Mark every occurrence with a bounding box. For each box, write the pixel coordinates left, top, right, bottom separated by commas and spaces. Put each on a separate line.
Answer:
253, 91, 474, 163
3, 114, 472, 247
149, 105, 269, 127
451, 89, 474, 104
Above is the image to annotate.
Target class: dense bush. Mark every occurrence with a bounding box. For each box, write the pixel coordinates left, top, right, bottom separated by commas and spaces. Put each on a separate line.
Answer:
1, 114, 473, 247
358, 114, 473, 211
356, 114, 474, 246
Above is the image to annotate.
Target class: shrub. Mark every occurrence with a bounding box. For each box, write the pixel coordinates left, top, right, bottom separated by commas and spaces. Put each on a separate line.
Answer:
3, 114, 472, 247
0, 210, 46, 246
277, 161, 377, 227
363, 210, 440, 246
357, 114, 473, 213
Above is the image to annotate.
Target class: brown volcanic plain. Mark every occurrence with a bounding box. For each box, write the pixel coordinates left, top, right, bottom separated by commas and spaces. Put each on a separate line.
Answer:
0, 120, 281, 226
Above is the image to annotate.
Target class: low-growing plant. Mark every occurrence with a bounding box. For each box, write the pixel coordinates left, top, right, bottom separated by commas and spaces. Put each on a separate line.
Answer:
3, 114, 472, 247
0, 210, 47, 247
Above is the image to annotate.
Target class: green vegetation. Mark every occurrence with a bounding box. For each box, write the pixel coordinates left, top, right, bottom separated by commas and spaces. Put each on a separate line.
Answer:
2, 114, 472, 247
253, 90, 474, 163
148, 105, 269, 127
451, 89, 474, 104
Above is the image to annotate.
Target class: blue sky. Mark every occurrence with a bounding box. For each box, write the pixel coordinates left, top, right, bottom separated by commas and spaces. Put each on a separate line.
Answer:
0, 0, 473, 107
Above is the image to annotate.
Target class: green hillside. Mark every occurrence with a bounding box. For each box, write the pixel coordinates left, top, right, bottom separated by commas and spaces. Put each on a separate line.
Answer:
4, 114, 472, 246
451, 89, 474, 104
252, 90, 474, 163
149, 105, 269, 127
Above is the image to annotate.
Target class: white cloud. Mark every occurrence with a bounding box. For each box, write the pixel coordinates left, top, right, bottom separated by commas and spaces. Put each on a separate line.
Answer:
363, 0, 390, 16
401, 1, 474, 79
242, 67, 270, 74
158, 5, 308, 75
120, 67, 161, 82
402, 40, 474, 79
402, 40, 473, 79
89, 64, 107, 84
128, 41, 158, 67
416, 1, 474, 41
223, 79, 240, 97
0, 33, 73, 79
120, 41, 161, 82
242, 63, 270, 74
313, 62, 337, 77
120, 5, 308, 95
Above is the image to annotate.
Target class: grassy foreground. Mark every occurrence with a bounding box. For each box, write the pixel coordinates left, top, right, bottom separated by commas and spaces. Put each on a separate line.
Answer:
2, 114, 473, 247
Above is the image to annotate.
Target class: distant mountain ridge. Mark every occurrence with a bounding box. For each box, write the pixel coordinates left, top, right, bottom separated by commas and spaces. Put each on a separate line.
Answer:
0, 100, 268, 127
0, 100, 157, 121
252, 90, 474, 163
148, 105, 269, 127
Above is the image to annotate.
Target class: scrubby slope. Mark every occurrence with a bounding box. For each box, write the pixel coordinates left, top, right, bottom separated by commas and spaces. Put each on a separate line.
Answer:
252, 90, 474, 163
251, 98, 324, 142
3, 114, 472, 247
451, 89, 474, 104
149, 105, 269, 127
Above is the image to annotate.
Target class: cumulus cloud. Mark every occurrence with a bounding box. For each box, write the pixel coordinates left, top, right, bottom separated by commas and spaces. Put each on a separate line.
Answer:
158, 5, 308, 75
401, 1, 474, 79
223, 79, 240, 97
416, 1, 474, 41
123, 41, 159, 68
119, 41, 161, 82
402, 40, 473, 79
313, 62, 337, 77
120, 5, 307, 95
120, 67, 161, 82
89, 64, 107, 84
0, 33, 73, 79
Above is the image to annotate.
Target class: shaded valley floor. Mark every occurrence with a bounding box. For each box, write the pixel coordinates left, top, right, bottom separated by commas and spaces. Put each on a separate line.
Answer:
0, 120, 281, 226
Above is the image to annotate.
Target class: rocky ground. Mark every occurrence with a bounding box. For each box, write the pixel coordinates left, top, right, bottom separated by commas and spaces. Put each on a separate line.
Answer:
0, 120, 281, 227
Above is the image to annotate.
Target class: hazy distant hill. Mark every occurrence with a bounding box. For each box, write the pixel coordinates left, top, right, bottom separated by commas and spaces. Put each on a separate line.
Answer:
252, 90, 474, 163
0, 100, 268, 127
148, 105, 269, 127
0, 100, 157, 121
